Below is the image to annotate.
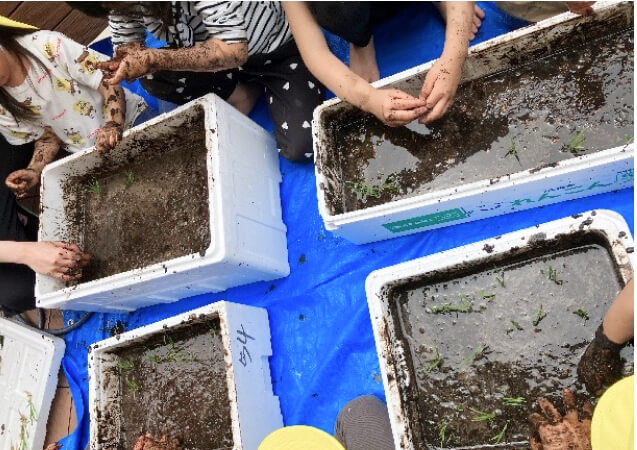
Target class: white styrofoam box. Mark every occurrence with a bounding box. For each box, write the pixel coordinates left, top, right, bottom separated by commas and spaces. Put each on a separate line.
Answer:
313, 1, 634, 245
0, 318, 65, 450
89, 301, 281, 450
365, 209, 634, 450
36, 94, 289, 312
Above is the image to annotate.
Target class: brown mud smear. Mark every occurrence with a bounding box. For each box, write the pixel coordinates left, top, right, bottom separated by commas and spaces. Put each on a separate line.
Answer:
389, 232, 633, 448
112, 320, 233, 450
327, 29, 633, 214
64, 107, 211, 282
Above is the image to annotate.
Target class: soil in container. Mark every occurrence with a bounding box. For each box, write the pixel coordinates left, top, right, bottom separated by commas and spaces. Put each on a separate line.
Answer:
65, 107, 211, 282
388, 232, 633, 448
112, 320, 233, 450
328, 28, 633, 214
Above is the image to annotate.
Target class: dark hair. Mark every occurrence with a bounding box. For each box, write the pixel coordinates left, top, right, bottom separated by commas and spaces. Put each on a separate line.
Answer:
0, 26, 43, 122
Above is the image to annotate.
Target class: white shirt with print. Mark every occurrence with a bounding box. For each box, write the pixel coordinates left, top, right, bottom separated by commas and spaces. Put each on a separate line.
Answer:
0, 30, 146, 152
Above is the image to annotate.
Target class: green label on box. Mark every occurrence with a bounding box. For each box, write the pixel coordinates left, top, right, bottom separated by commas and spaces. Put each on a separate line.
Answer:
383, 208, 467, 233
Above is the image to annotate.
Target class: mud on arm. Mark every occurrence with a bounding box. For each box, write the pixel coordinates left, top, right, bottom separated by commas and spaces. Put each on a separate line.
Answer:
96, 79, 126, 153
283, 1, 427, 126
419, 2, 474, 123
103, 38, 248, 84
5, 128, 62, 198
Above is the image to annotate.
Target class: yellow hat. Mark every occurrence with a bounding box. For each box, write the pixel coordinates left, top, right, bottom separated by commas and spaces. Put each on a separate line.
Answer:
0, 15, 37, 30
591, 375, 634, 450
259, 426, 346, 450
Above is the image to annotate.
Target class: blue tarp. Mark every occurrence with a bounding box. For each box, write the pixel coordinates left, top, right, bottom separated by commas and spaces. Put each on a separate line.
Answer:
59, 3, 633, 448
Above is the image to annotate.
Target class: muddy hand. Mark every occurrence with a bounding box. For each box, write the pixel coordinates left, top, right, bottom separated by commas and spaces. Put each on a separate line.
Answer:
419, 57, 463, 124
96, 123, 123, 153
22, 241, 90, 282
368, 88, 428, 127
98, 43, 147, 79
133, 434, 182, 450
5, 168, 40, 198
567, 2, 596, 15
528, 389, 592, 450
577, 324, 624, 395
105, 48, 154, 85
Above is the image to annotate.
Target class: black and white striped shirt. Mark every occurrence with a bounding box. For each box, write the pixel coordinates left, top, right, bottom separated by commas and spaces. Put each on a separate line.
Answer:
109, 1, 292, 56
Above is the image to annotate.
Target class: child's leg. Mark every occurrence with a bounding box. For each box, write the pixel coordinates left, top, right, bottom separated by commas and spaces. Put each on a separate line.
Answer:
333, 395, 395, 450
226, 82, 263, 115
139, 69, 238, 105
349, 37, 380, 83
245, 43, 324, 162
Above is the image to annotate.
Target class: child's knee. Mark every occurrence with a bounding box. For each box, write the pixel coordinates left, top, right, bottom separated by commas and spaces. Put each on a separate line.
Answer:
277, 129, 315, 163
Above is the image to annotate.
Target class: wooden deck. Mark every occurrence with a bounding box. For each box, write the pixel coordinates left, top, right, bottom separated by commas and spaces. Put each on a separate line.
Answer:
0, 2, 107, 45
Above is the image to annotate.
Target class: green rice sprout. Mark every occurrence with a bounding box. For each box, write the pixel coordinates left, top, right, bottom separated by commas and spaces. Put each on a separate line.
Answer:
510, 320, 523, 331
462, 345, 488, 366
502, 397, 526, 406
117, 358, 134, 372
438, 420, 452, 447
547, 264, 562, 285
469, 407, 496, 422
426, 347, 442, 372
495, 270, 505, 287
87, 179, 102, 196
163, 333, 174, 347
17, 413, 29, 450
567, 130, 586, 153
506, 140, 520, 162
623, 135, 633, 145
381, 175, 399, 193
490, 423, 508, 443
533, 304, 548, 327
25, 391, 37, 425
574, 308, 589, 321
429, 295, 473, 314
348, 181, 380, 199
124, 171, 135, 188
125, 377, 139, 399
348, 175, 400, 199
477, 290, 496, 301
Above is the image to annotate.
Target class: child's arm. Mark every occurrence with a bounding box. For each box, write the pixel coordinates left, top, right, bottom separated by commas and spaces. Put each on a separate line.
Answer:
602, 278, 634, 344
0, 240, 89, 282
5, 128, 61, 198
95, 79, 126, 153
283, 2, 427, 126
99, 38, 249, 85
419, 2, 474, 124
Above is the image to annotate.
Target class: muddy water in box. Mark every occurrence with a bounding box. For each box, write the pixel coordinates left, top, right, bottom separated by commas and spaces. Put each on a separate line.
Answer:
66, 109, 211, 282
390, 234, 633, 448
113, 321, 233, 450
333, 29, 633, 213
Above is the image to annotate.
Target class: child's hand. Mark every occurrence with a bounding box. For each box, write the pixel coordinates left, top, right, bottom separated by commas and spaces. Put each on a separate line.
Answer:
567, 2, 595, 15
528, 389, 593, 450
5, 168, 40, 198
366, 88, 429, 127
99, 47, 153, 84
96, 122, 123, 153
418, 56, 463, 124
21, 241, 90, 282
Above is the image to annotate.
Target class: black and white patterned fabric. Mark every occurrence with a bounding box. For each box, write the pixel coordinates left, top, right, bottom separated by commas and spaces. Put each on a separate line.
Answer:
109, 1, 292, 55
140, 41, 324, 162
